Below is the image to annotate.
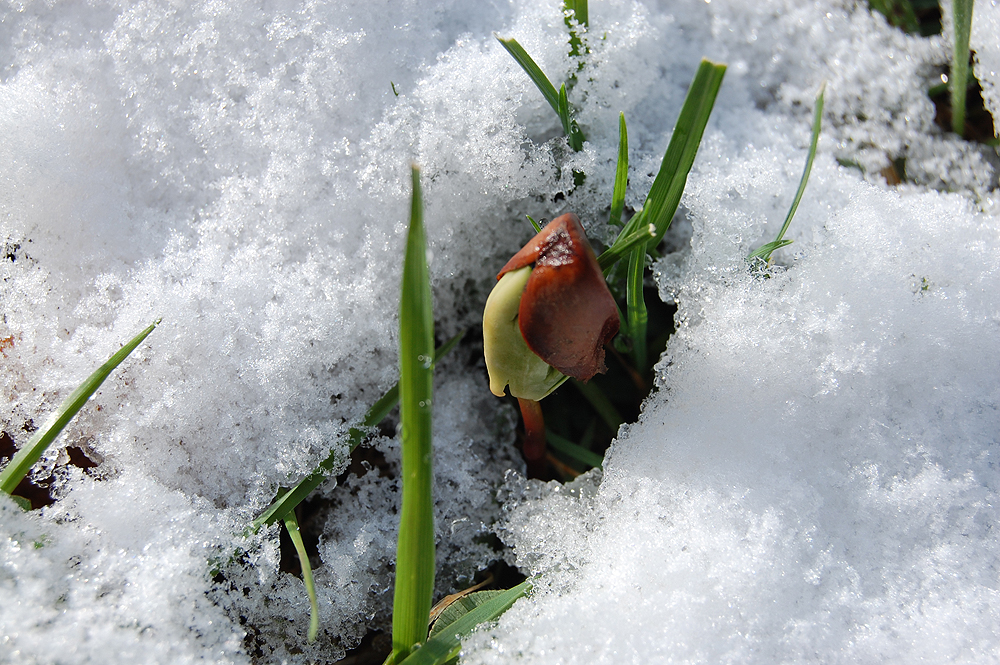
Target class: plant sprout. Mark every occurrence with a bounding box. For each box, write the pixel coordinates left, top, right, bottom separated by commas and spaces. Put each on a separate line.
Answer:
0, 321, 159, 500
483, 213, 619, 459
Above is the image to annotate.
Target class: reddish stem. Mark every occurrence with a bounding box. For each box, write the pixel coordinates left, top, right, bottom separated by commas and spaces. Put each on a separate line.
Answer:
517, 398, 547, 461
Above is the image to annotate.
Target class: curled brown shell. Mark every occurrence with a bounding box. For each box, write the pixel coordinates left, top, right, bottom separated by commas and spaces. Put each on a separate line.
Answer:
498, 213, 619, 382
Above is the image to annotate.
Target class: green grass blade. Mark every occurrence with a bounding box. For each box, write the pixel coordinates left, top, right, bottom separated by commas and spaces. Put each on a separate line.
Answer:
399, 581, 531, 665
598, 222, 654, 274
0, 320, 159, 496
609, 113, 629, 227
951, 0, 974, 136
557, 84, 572, 137
557, 83, 585, 151
571, 379, 623, 434
525, 215, 542, 234
563, 0, 588, 77
748, 83, 824, 262
495, 35, 560, 116
496, 36, 585, 151
642, 59, 726, 248
626, 246, 648, 371
390, 165, 437, 664
283, 509, 320, 642
564, 0, 588, 28
747, 239, 794, 261
546, 430, 603, 468
252, 331, 463, 530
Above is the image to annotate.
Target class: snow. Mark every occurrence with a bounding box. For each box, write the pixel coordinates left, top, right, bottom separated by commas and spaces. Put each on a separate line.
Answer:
1, 0, 998, 663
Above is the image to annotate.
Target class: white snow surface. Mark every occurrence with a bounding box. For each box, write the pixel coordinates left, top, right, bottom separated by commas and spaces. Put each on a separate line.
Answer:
1, 0, 998, 663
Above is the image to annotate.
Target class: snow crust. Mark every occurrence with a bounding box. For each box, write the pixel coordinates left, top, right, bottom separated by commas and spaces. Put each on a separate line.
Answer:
1, 0, 998, 663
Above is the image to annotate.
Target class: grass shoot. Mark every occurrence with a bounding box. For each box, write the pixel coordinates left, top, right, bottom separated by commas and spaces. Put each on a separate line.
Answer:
950, 0, 974, 136
0, 320, 159, 498
389, 165, 437, 663
495, 35, 586, 151
282, 506, 320, 642
749, 83, 825, 264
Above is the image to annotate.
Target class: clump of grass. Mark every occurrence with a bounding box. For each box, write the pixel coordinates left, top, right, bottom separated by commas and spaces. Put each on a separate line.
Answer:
491, 52, 726, 475
1, 321, 159, 504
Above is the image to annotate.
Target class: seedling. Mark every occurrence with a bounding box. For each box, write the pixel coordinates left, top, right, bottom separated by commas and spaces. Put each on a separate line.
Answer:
495, 35, 586, 151
386, 168, 529, 665
749, 83, 825, 264
1, 321, 159, 499
484, 59, 726, 465
388, 165, 437, 664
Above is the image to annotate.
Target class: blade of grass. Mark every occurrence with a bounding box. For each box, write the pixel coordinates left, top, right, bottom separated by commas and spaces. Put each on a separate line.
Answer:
626, 245, 648, 371
399, 581, 531, 665
283, 507, 320, 642
546, 429, 604, 468
525, 214, 542, 234
390, 165, 436, 664
609, 113, 629, 227
571, 379, 623, 434
950, 0, 974, 136
0, 320, 159, 496
597, 222, 654, 273
563, 0, 589, 32
252, 331, 463, 529
558, 83, 585, 151
495, 36, 560, 116
563, 0, 589, 90
639, 59, 726, 247
496, 36, 586, 151
748, 83, 825, 262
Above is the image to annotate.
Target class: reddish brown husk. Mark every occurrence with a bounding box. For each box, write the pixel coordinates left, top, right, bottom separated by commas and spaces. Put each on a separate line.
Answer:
498, 213, 619, 382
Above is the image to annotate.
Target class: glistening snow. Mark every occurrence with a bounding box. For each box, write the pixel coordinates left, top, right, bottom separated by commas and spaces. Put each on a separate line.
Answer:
1, 0, 999, 663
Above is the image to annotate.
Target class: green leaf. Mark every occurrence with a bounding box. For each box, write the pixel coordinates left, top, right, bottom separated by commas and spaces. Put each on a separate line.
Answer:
633, 59, 726, 248
597, 221, 654, 273
495, 36, 560, 117
428, 590, 507, 639
10, 495, 31, 511
747, 239, 794, 261
0, 321, 159, 496
545, 430, 604, 469
951, 0, 974, 136
563, 0, 589, 29
390, 165, 437, 663
283, 508, 320, 642
609, 112, 628, 227
748, 83, 824, 263
400, 581, 531, 665
251, 330, 463, 530
525, 215, 542, 234
563, 0, 589, 65
626, 245, 648, 371
496, 36, 585, 152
